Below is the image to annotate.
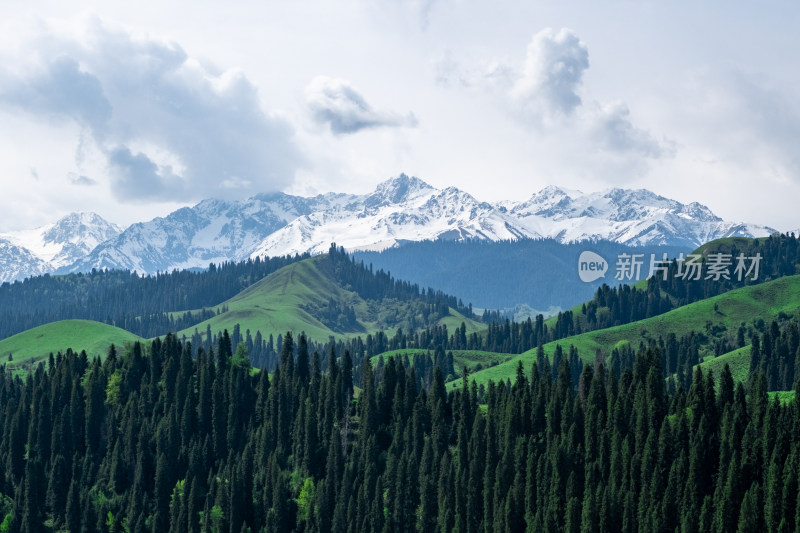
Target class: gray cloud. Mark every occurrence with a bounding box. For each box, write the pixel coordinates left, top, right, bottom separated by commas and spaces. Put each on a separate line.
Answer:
68, 172, 98, 186
511, 28, 589, 117
0, 55, 112, 131
0, 16, 302, 202
108, 147, 170, 199
589, 102, 672, 159
305, 76, 418, 135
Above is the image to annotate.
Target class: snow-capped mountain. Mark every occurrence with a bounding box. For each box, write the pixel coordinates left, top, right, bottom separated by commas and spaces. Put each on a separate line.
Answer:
0, 238, 50, 283
1, 212, 123, 270
251, 176, 538, 257
504, 186, 774, 249
61, 193, 349, 274
0, 212, 122, 282
0, 175, 779, 279
250, 177, 776, 258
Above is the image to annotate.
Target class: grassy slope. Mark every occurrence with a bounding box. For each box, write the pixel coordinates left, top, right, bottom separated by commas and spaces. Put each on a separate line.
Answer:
370, 348, 512, 374
176, 257, 364, 343
698, 345, 751, 384
693, 236, 770, 256
175, 256, 484, 344
0, 319, 143, 367
452, 274, 800, 390
438, 309, 485, 334
769, 391, 797, 404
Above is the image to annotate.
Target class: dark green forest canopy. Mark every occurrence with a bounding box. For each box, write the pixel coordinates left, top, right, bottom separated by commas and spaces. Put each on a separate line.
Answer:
0, 235, 799, 531
0, 330, 798, 532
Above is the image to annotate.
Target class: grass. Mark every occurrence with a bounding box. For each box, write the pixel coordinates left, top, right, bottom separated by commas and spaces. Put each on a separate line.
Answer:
454, 274, 800, 390
692, 236, 770, 256
370, 349, 513, 376
437, 309, 485, 335
698, 345, 751, 384
175, 257, 363, 343
175, 256, 484, 344
768, 391, 796, 404
0, 319, 143, 369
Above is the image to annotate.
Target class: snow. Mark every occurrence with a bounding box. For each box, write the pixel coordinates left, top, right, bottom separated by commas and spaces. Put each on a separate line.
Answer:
0, 175, 779, 278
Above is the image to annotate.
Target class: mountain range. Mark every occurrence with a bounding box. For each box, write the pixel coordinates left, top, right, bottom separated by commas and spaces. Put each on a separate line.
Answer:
0, 174, 778, 283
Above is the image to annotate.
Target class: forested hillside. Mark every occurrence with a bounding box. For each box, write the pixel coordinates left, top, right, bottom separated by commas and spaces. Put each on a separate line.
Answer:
0, 331, 798, 532
0, 254, 310, 340
0, 244, 475, 343
0, 235, 799, 532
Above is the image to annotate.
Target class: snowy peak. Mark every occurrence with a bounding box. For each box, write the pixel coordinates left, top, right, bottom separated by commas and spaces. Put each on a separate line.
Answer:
61, 193, 322, 274
0, 238, 50, 283
248, 176, 536, 258
364, 174, 436, 209
511, 185, 581, 218
0, 174, 779, 279
1, 212, 122, 270
510, 186, 723, 225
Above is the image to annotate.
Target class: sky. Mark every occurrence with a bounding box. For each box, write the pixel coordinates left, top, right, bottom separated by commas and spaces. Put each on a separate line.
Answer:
0, 0, 798, 232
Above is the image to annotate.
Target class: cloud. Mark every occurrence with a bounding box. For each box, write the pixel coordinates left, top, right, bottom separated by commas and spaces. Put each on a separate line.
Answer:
726, 71, 800, 177
511, 28, 589, 118
0, 16, 302, 202
435, 27, 673, 177
305, 76, 418, 135
107, 147, 174, 199
588, 102, 673, 159
1, 55, 112, 131
68, 172, 97, 186
433, 51, 515, 91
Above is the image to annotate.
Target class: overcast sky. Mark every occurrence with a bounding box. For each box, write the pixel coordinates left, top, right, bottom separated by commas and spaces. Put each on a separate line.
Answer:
0, 0, 798, 231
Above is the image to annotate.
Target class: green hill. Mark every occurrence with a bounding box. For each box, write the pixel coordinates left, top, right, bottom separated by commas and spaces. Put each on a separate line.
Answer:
698, 345, 751, 384
176, 255, 483, 344
693, 236, 770, 257
0, 319, 143, 369
370, 348, 512, 374
453, 274, 800, 390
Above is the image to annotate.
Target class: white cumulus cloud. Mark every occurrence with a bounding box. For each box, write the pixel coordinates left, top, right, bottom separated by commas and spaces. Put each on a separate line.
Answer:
511, 28, 589, 118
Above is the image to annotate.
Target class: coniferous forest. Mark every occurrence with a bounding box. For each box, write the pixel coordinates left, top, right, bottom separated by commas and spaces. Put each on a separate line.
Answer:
2, 2, 797, 530
1, 235, 800, 532
1, 330, 800, 532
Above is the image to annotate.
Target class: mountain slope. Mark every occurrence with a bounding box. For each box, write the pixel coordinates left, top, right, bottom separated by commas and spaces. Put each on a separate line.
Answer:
0, 319, 143, 367
0, 238, 50, 283
175, 253, 483, 343
354, 239, 688, 311
0, 212, 121, 282
506, 186, 775, 248
60, 193, 346, 274
2, 212, 121, 269
251, 176, 537, 257
176, 257, 367, 342
36, 174, 772, 276
451, 274, 800, 389
253, 177, 776, 258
